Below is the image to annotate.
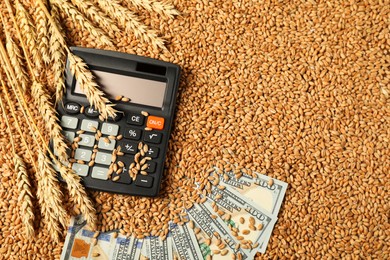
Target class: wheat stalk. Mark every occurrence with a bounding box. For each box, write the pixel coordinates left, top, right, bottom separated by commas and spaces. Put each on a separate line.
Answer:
96, 0, 166, 49
51, 0, 114, 47
48, 4, 67, 103
58, 165, 97, 229
31, 81, 69, 162
70, 0, 121, 35
0, 93, 35, 238
126, 0, 179, 19
14, 0, 43, 73
37, 150, 68, 241
34, 0, 50, 64
68, 53, 117, 120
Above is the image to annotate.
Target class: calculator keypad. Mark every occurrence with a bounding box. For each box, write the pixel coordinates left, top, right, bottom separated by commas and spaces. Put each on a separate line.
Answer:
57, 101, 168, 196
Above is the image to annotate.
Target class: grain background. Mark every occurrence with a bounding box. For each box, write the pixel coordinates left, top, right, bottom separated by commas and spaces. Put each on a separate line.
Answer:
0, 0, 389, 259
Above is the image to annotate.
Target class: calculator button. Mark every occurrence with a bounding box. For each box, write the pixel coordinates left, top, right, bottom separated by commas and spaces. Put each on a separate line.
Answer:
81, 119, 99, 132
127, 113, 144, 126
111, 171, 132, 184
101, 123, 119, 136
98, 138, 116, 151
62, 131, 75, 142
61, 116, 78, 129
74, 149, 92, 161
95, 152, 112, 165
108, 113, 123, 122
91, 167, 109, 180
124, 127, 142, 140
145, 161, 156, 173
84, 106, 99, 118
135, 175, 154, 188
145, 147, 159, 158
143, 132, 162, 144
118, 140, 137, 154
146, 116, 165, 130
79, 134, 95, 147
64, 102, 81, 114
72, 163, 89, 177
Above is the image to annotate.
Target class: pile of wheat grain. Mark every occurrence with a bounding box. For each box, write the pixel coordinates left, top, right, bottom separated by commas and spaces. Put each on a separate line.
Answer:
0, 0, 389, 259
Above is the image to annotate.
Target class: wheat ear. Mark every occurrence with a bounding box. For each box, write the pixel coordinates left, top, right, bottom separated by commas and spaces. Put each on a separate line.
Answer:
15, 155, 35, 237
58, 165, 97, 229
36, 150, 68, 241
126, 0, 179, 18
51, 0, 114, 47
96, 0, 166, 49
34, 0, 50, 64
48, 4, 67, 103
68, 53, 117, 119
70, 0, 121, 35
0, 13, 29, 92
31, 81, 69, 162
36, 0, 117, 119
0, 93, 35, 238
14, 0, 43, 72
1, 43, 97, 230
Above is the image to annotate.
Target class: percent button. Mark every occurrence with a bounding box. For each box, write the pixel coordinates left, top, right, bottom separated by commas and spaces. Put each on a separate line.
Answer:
124, 127, 142, 140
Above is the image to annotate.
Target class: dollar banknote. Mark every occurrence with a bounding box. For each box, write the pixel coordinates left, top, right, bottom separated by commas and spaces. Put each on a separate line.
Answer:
214, 169, 288, 216
205, 184, 277, 254
170, 221, 203, 260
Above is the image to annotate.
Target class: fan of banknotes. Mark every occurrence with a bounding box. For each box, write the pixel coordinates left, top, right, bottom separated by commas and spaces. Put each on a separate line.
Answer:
61, 168, 288, 260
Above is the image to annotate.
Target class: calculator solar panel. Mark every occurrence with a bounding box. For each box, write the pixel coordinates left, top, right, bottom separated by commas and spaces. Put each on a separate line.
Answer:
54, 47, 180, 197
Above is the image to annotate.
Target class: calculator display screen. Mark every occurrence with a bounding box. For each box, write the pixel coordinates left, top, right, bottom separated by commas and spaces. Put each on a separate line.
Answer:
74, 70, 167, 108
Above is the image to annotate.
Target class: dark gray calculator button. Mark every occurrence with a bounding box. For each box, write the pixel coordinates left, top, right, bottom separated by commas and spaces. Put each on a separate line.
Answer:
108, 113, 123, 122
143, 132, 162, 144
64, 102, 81, 114
145, 147, 159, 158
135, 175, 153, 188
127, 113, 144, 126
118, 140, 137, 154
145, 162, 156, 173
111, 172, 132, 184
84, 106, 99, 118
61, 116, 78, 129
124, 127, 142, 140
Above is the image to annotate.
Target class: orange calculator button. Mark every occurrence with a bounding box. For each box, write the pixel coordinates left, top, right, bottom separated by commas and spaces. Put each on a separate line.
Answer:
147, 116, 165, 130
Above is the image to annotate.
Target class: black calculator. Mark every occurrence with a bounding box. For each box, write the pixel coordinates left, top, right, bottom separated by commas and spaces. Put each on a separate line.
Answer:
54, 47, 180, 197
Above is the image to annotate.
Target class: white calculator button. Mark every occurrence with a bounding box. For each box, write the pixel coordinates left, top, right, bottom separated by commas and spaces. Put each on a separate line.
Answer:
101, 123, 119, 136
98, 139, 116, 151
79, 134, 95, 147
61, 116, 78, 129
74, 148, 92, 161
72, 163, 89, 177
80, 119, 99, 132
62, 131, 75, 142
91, 166, 109, 180
95, 151, 112, 165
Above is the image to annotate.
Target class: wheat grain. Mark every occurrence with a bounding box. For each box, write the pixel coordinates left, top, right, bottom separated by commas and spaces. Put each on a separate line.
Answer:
96, 0, 165, 49
126, 0, 179, 19
68, 53, 117, 119
31, 81, 69, 162
58, 165, 97, 229
34, 0, 50, 64
51, 0, 114, 47
14, 0, 43, 73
